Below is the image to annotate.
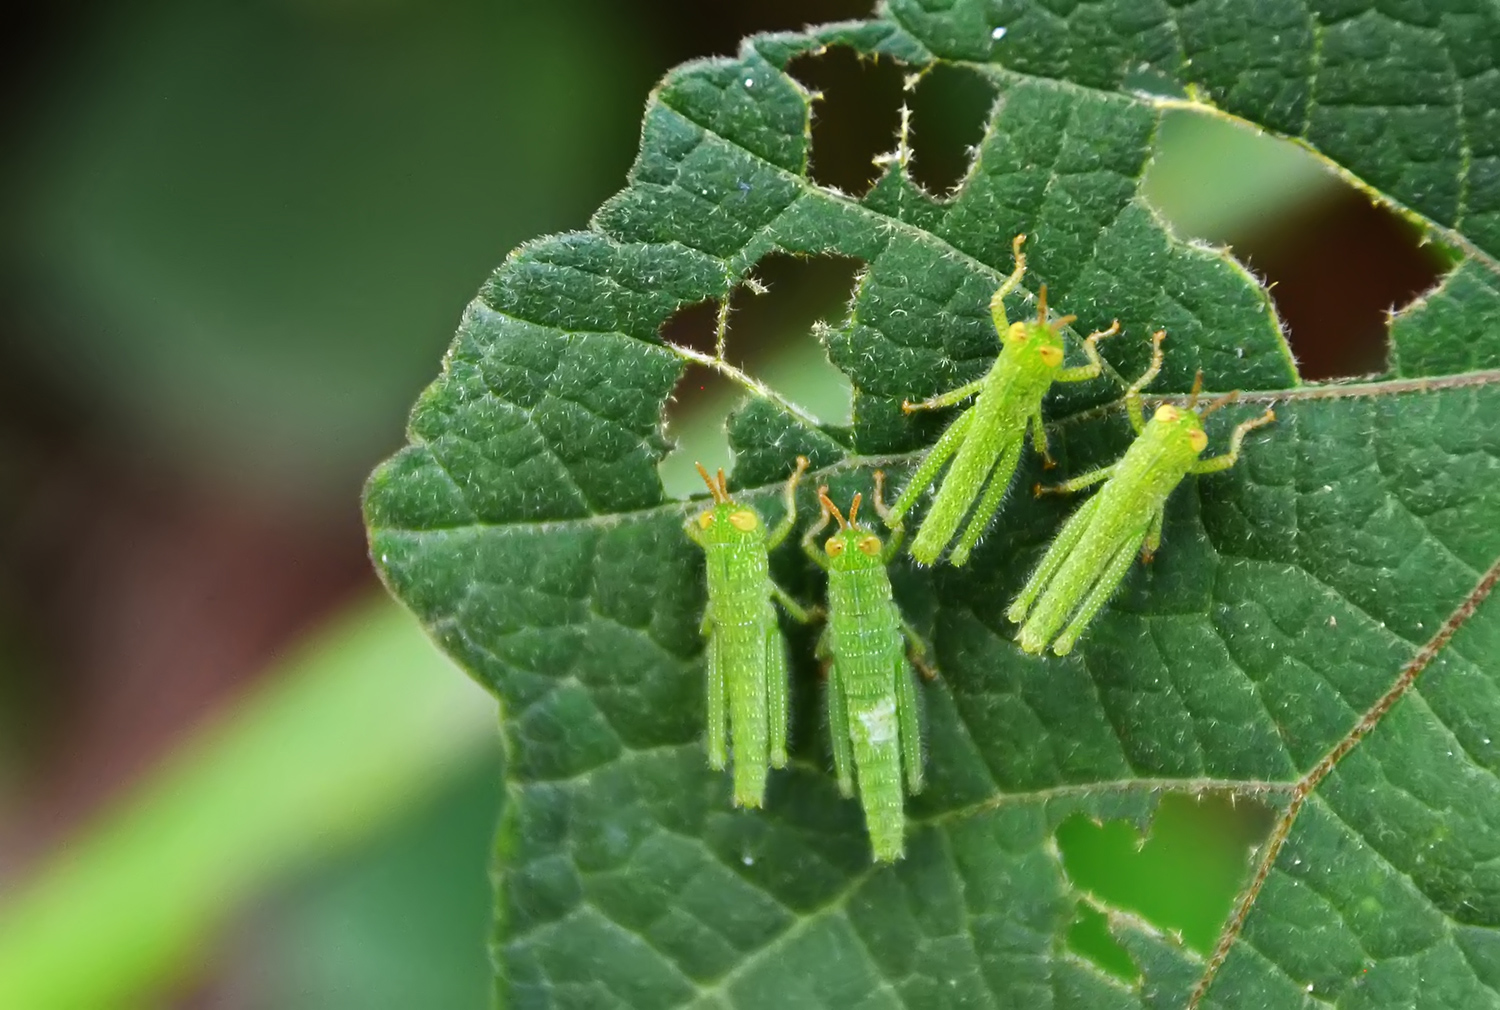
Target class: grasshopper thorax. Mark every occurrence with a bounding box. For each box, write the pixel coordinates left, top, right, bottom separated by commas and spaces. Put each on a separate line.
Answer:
1002, 284, 1073, 370
694, 464, 765, 546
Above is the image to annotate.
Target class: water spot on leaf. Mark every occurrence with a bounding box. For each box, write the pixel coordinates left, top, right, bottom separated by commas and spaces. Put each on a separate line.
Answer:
786, 46, 904, 198
1121, 62, 1187, 101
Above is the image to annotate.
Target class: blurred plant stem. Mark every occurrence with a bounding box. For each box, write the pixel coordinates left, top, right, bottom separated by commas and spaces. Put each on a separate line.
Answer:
0, 596, 494, 1009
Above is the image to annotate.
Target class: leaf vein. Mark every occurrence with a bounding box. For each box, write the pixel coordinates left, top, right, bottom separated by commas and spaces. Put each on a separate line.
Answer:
1189, 552, 1500, 1007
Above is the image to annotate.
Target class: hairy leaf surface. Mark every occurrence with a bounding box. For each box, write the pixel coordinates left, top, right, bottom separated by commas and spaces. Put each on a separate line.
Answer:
366, 4, 1500, 1007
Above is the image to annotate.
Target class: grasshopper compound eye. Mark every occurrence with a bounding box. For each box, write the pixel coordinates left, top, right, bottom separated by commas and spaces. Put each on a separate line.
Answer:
1189, 428, 1209, 452
698, 512, 714, 529
728, 509, 759, 532
858, 534, 882, 556
1153, 404, 1180, 423
825, 537, 846, 557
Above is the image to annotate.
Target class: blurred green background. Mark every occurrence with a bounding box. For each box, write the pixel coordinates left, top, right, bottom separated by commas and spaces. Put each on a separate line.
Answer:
0, 2, 1445, 1006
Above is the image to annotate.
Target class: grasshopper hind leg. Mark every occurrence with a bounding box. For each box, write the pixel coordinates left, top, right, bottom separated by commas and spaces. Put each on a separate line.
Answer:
894, 655, 924, 794
949, 438, 1023, 567
705, 619, 727, 771
1007, 494, 1103, 626
819, 631, 855, 797
888, 408, 976, 526
1051, 523, 1149, 656
766, 624, 789, 768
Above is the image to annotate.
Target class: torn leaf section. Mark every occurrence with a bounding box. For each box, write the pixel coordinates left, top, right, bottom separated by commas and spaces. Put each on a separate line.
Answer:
1143, 110, 1340, 245
786, 45, 904, 198
1150, 113, 1447, 382
1057, 794, 1276, 974
1068, 903, 1140, 983
906, 62, 997, 198
1390, 258, 1500, 378
831, 74, 1296, 455
891, 0, 1497, 259
1241, 188, 1446, 380
656, 254, 859, 496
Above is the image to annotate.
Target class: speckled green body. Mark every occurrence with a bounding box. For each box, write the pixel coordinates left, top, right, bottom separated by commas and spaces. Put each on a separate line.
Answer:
823, 540, 920, 861
890, 238, 1115, 568
1007, 359, 1275, 655
696, 510, 786, 805
893, 330, 1062, 566
686, 461, 806, 808
1011, 412, 1201, 655
804, 485, 925, 862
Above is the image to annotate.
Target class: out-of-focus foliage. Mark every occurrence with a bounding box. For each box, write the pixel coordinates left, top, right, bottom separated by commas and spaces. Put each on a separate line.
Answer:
243, 754, 503, 1010
0, 597, 494, 1009
1, 0, 649, 501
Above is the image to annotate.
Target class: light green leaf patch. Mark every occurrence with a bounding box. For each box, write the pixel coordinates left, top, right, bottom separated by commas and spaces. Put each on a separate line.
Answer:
366, 6, 1500, 1008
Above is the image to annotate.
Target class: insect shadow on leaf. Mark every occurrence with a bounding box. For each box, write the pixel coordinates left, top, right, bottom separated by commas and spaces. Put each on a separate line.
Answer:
1008, 332, 1276, 655
802, 472, 932, 862
888, 234, 1121, 567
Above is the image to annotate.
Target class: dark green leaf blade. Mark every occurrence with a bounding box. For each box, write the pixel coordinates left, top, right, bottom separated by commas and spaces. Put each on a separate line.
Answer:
366, 9, 1500, 1008
891, 0, 1500, 259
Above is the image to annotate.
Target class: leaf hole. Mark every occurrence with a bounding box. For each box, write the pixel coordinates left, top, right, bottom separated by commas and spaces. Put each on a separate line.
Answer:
1055, 792, 1276, 977
1067, 904, 1140, 983
648, 1, 875, 62
1145, 111, 1448, 381
787, 46, 905, 198
657, 254, 860, 497
1235, 191, 1449, 381
905, 63, 996, 198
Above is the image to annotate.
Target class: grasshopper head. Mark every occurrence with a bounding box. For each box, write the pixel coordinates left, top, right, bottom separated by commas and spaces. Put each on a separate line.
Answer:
1003, 284, 1071, 370
817, 488, 884, 571
1149, 373, 1237, 455
1150, 403, 1210, 453
694, 464, 765, 545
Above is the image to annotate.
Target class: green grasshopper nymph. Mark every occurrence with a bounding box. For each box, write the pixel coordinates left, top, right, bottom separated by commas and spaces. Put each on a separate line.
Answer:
1007, 331, 1276, 655
802, 475, 929, 862
888, 234, 1121, 567
685, 456, 811, 808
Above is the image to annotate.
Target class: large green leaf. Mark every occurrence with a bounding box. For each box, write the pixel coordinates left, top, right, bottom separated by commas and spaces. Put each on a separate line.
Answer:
364, 4, 1500, 1007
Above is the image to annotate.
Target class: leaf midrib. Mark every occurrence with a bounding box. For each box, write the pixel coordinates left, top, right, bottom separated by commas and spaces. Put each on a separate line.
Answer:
371, 369, 1500, 536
